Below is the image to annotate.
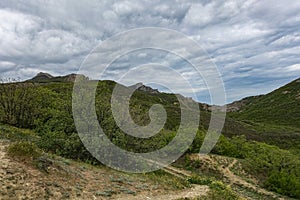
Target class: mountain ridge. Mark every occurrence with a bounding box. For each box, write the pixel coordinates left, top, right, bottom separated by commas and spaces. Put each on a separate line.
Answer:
27, 72, 89, 83
27, 72, 300, 114
1, 73, 299, 199
228, 77, 300, 128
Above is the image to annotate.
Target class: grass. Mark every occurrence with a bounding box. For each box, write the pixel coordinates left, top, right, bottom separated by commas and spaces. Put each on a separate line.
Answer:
230, 78, 300, 129
187, 175, 239, 199
7, 141, 42, 159
0, 76, 299, 199
0, 124, 38, 142
232, 185, 277, 200
144, 170, 191, 190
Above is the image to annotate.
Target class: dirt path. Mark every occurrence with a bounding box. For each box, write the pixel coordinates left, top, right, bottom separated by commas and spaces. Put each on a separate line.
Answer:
144, 158, 192, 179
115, 185, 209, 200
222, 158, 278, 198
190, 154, 280, 199
125, 158, 210, 200
0, 140, 209, 200
145, 164, 209, 200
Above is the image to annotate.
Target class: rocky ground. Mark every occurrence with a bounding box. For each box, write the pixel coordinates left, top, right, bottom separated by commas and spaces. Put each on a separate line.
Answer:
0, 140, 209, 200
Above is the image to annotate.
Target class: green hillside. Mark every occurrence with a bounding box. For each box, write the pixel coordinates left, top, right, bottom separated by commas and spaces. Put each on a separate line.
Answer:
229, 78, 300, 128
0, 74, 300, 198
226, 78, 300, 151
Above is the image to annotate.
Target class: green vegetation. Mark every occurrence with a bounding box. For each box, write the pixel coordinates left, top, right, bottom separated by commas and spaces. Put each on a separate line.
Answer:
207, 135, 299, 198
186, 176, 239, 200
223, 79, 300, 152
7, 141, 42, 159
204, 181, 240, 200
229, 78, 300, 128
0, 76, 299, 199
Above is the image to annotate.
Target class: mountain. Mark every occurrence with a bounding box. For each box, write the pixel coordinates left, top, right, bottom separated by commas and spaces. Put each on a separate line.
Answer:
30, 72, 54, 81
129, 82, 160, 94
228, 78, 300, 129
23, 73, 300, 149
27, 72, 88, 83
1, 74, 300, 199
224, 78, 300, 150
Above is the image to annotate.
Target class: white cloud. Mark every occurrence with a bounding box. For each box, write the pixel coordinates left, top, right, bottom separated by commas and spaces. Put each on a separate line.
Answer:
286, 64, 300, 72
112, 1, 142, 16
271, 34, 300, 47
183, 3, 214, 27
0, 0, 299, 103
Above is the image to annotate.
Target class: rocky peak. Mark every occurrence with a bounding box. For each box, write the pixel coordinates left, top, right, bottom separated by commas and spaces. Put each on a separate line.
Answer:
28, 72, 88, 83
64, 73, 88, 82
129, 82, 160, 94
32, 72, 53, 80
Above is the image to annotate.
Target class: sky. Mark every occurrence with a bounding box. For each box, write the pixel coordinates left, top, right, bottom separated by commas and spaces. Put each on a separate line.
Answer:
0, 0, 300, 103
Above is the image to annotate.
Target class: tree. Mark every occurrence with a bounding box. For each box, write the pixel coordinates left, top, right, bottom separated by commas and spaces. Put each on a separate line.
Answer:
0, 79, 38, 128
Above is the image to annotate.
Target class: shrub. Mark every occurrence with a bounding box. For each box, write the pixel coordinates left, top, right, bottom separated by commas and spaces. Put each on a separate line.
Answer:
206, 181, 239, 200
187, 176, 239, 200
7, 141, 42, 159
212, 135, 248, 159
265, 170, 300, 198
241, 142, 300, 198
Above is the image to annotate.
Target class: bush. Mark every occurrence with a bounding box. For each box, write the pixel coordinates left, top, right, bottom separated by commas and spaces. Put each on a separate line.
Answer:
7, 141, 42, 159
212, 135, 248, 158
187, 176, 239, 200
241, 142, 300, 198
207, 181, 239, 200
265, 170, 300, 198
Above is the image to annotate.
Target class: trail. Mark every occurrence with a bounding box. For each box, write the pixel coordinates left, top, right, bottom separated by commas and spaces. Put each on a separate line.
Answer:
115, 185, 209, 200
144, 158, 192, 179
0, 140, 209, 200
190, 154, 280, 199
116, 158, 210, 200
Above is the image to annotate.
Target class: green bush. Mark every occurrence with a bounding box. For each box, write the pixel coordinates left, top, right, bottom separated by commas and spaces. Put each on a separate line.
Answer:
0, 125, 37, 142
7, 141, 42, 159
212, 135, 248, 158
207, 181, 239, 200
187, 176, 239, 200
243, 141, 300, 194
265, 170, 300, 198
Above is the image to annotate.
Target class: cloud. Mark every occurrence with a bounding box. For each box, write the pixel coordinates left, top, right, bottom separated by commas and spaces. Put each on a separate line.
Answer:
183, 3, 214, 27
286, 64, 300, 72
0, 0, 299, 103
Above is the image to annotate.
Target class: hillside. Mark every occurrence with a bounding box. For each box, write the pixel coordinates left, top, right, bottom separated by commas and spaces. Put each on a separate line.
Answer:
0, 73, 299, 199
227, 78, 300, 150
0, 138, 203, 200
1, 125, 296, 200
228, 78, 300, 128
2, 73, 300, 151
2, 73, 300, 150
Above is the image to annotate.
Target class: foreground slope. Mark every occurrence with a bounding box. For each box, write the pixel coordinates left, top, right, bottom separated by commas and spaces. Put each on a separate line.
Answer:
2, 125, 296, 200
0, 141, 207, 200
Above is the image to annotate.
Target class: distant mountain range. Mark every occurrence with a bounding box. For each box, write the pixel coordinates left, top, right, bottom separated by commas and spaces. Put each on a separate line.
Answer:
25, 72, 300, 149
27, 72, 300, 124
